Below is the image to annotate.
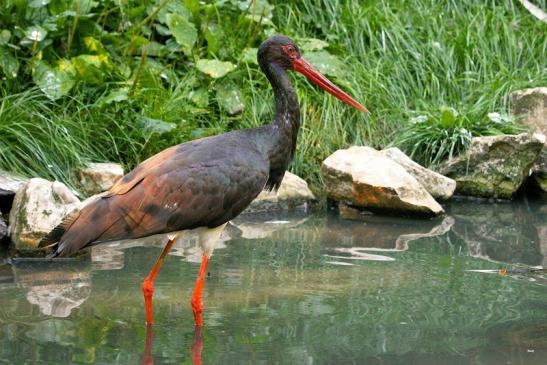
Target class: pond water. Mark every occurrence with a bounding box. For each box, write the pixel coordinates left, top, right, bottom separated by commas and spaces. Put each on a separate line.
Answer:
0, 199, 546, 364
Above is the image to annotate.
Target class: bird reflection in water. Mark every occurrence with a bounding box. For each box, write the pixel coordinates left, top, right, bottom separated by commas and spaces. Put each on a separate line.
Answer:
142, 325, 203, 365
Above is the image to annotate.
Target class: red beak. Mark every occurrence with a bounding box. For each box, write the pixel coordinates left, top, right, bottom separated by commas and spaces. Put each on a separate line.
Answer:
292, 57, 368, 113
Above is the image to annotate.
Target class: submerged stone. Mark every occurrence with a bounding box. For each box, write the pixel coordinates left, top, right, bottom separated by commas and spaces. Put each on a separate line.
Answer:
9, 178, 80, 250
439, 133, 545, 199
321, 146, 444, 217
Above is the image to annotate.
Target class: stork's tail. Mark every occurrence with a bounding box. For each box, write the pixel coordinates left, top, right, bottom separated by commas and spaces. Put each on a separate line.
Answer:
38, 210, 82, 257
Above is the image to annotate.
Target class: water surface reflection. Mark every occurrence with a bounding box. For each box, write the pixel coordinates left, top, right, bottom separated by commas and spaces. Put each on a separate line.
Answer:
0, 200, 545, 364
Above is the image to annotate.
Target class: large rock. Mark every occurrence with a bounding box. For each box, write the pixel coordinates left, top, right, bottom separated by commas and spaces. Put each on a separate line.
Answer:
9, 178, 80, 249
321, 146, 444, 216
244, 171, 316, 213
531, 150, 547, 193
510, 87, 547, 144
381, 147, 456, 200
439, 133, 545, 199
0, 170, 28, 213
79, 162, 124, 196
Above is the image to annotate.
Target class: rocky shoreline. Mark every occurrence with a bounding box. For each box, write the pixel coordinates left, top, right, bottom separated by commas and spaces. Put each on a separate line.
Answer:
1, 87, 546, 253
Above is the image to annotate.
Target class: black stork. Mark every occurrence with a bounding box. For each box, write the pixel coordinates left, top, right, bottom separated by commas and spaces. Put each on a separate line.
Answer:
39, 35, 367, 327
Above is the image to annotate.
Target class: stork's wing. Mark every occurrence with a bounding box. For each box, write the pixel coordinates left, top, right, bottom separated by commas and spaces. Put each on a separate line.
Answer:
43, 136, 269, 257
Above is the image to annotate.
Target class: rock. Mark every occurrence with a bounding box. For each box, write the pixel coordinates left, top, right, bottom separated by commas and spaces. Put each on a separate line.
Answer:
531, 150, 547, 193
0, 213, 8, 244
0, 170, 28, 213
439, 133, 545, 199
510, 87, 547, 144
321, 146, 444, 216
9, 178, 80, 250
244, 171, 316, 213
381, 147, 456, 200
79, 162, 124, 196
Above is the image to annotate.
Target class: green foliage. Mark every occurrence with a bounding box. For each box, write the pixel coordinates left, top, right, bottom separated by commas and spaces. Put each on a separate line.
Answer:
0, 0, 545, 193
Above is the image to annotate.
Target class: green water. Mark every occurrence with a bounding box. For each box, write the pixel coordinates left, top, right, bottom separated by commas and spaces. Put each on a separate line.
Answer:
1, 200, 546, 364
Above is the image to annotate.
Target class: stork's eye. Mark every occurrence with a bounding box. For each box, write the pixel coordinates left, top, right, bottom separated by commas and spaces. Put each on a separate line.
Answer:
283, 45, 298, 58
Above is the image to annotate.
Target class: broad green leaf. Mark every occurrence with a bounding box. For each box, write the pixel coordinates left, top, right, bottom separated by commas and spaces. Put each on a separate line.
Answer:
188, 88, 209, 107
439, 107, 458, 128
83, 37, 106, 54
166, 13, 197, 55
0, 47, 19, 78
29, 0, 50, 8
0, 30, 11, 45
300, 38, 329, 52
303, 50, 343, 78
33, 61, 75, 100
98, 88, 129, 106
25, 25, 47, 42
71, 54, 111, 84
240, 47, 258, 64
216, 82, 245, 116
239, 0, 274, 24
204, 24, 219, 55
139, 116, 176, 135
196, 59, 235, 79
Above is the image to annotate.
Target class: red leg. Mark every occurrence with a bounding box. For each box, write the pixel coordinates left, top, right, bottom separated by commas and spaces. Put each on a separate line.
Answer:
190, 254, 210, 327
191, 325, 203, 365
142, 236, 177, 325
142, 324, 155, 365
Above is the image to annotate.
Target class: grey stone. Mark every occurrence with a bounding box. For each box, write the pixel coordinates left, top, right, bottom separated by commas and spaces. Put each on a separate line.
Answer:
381, 147, 456, 200
439, 133, 545, 199
9, 178, 80, 250
510, 87, 547, 145
79, 162, 124, 196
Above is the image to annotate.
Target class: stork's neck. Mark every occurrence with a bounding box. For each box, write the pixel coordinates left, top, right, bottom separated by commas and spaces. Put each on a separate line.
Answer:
260, 62, 300, 189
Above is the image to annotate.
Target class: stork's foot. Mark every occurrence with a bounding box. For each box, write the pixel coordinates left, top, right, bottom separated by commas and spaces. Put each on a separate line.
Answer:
142, 280, 155, 325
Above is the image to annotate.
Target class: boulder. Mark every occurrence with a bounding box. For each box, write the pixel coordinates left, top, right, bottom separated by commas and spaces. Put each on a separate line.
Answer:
244, 171, 316, 213
531, 150, 547, 193
321, 146, 444, 216
381, 147, 456, 200
510, 87, 547, 144
0, 170, 28, 213
439, 133, 545, 199
79, 162, 124, 196
9, 178, 80, 250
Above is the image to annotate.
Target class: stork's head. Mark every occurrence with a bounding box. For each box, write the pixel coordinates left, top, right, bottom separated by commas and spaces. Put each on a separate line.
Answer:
258, 35, 368, 113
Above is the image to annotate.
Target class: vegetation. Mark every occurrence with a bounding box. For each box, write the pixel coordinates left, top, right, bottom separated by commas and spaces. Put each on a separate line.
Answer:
0, 0, 545, 193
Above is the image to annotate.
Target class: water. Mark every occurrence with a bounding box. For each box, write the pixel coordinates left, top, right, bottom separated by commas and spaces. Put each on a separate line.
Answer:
0, 199, 546, 364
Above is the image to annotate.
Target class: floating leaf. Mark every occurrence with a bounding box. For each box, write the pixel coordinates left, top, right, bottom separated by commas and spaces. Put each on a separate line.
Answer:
139, 116, 176, 135
303, 50, 343, 78
300, 38, 329, 52
196, 59, 235, 79
240, 48, 258, 64
25, 25, 47, 42
216, 82, 245, 116
33, 61, 75, 100
98, 88, 129, 106
166, 13, 197, 55
0, 47, 19, 78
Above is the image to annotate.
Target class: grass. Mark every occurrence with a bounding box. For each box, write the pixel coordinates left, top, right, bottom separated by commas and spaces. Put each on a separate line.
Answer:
0, 0, 546, 194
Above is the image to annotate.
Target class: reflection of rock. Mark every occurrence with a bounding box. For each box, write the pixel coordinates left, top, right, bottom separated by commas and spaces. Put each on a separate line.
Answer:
0, 213, 8, 244
321, 146, 444, 217
531, 150, 547, 193
381, 147, 456, 200
244, 171, 316, 213
9, 178, 80, 249
229, 211, 310, 239
395, 216, 455, 250
12, 259, 91, 318
448, 201, 544, 266
439, 133, 545, 199
79, 162, 124, 196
